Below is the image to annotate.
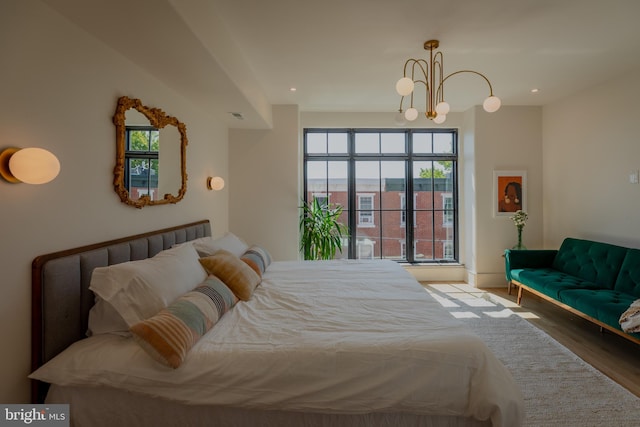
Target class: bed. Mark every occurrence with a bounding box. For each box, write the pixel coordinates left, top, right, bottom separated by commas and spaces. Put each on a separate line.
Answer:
29, 220, 523, 426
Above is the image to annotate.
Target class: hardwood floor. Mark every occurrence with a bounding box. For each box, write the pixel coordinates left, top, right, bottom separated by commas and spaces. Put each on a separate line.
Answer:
486, 286, 640, 397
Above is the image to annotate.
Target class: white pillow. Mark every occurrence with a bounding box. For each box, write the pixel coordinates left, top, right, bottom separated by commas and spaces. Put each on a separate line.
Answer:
87, 297, 130, 336
207, 232, 249, 257
172, 236, 213, 257
171, 234, 248, 257
89, 244, 207, 330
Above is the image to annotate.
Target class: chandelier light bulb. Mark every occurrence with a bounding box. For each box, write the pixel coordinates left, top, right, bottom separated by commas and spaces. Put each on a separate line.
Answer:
433, 114, 447, 124
483, 96, 501, 113
435, 101, 450, 116
394, 111, 407, 126
396, 77, 415, 96
404, 107, 419, 121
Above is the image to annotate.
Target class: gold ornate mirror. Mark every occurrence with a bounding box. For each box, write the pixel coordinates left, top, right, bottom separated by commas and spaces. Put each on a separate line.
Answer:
113, 96, 187, 208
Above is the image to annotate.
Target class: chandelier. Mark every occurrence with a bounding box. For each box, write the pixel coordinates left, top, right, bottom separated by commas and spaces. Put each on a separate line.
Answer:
395, 40, 501, 125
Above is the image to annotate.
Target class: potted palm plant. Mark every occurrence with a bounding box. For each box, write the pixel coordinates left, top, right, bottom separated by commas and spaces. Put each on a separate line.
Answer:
299, 198, 349, 260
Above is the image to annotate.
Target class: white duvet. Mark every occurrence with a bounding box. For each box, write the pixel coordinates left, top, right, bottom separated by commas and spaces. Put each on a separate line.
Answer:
31, 260, 523, 427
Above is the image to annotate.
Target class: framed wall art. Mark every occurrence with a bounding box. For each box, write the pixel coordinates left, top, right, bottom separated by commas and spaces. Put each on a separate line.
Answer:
493, 170, 527, 217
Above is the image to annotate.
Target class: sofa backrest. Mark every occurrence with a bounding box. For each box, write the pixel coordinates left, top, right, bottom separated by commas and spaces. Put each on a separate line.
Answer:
614, 249, 640, 297
552, 238, 628, 289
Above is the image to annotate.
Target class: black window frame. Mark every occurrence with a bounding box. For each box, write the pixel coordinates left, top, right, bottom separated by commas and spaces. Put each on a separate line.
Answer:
303, 128, 459, 264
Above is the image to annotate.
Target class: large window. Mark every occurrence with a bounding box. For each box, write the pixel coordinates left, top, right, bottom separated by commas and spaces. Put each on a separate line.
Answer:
304, 129, 458, 263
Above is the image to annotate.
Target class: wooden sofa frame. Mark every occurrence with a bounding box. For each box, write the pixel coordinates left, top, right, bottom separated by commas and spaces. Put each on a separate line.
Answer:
509, 280, 640, 346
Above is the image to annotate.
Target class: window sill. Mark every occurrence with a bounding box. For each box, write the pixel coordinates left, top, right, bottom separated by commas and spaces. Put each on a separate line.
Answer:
402, 262, 466, 282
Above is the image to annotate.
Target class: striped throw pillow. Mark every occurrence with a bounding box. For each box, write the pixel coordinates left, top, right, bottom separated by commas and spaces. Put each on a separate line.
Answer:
199, 250, 261, 301
240, 245, 272, 277
130, 275, 237, 368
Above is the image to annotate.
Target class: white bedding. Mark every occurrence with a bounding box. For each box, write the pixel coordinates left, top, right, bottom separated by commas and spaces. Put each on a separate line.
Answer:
45, 384, 491, 427
31, 259, 523, 426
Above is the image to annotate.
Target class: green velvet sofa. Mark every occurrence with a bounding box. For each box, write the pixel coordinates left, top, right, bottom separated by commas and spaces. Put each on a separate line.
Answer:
504, 237, 640, 345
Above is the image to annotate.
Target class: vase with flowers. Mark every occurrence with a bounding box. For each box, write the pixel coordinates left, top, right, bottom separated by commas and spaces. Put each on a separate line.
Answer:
511, 210, 528, 250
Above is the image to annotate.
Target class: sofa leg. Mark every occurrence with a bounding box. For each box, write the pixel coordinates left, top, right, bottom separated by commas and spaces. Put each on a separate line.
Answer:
517, 286, 523, 305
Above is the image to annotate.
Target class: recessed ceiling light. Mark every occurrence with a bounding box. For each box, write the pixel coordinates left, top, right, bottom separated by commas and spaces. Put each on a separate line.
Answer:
531, 88, 539, 93
289, 87, 297, 92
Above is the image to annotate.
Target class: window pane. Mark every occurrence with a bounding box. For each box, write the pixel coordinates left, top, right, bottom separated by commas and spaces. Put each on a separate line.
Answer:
355, 133, 379, 153
434, 133, 453, 153
380, 211, 406, 260
442, 194, 454, 227
328, 133, 348, 153
356, 228, 379, 259
128, 158, 150, 201
334, 208, 350, 260
306, 161, 327, 198
149, 159, 159, 198
413, 161, 434, 209
381, 161, 405, 210
307, 161, 327, 180
150, 159, 159, 176
436, 163, 454, 193
328, 161, 348, 209
414, 211, 434, 261
314, 194, 328, 207
381, 133, 405, 153
438, 222, 456, 260
442, 240, 455, 260
128, 130, 150, 151
150, 130, 160, 152
413, 132, 432, 153
307, 133, 327, 153
355, 161, 380, 193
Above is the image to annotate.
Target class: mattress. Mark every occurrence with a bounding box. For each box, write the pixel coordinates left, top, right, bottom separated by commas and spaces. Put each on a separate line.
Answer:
31, 259, 523, 426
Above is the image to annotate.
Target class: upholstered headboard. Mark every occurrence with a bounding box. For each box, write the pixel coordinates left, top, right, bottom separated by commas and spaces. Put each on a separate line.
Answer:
31, 220, 211, 403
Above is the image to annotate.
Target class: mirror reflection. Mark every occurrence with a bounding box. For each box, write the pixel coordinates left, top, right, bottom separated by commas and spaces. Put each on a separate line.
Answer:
113, 96, 188, 208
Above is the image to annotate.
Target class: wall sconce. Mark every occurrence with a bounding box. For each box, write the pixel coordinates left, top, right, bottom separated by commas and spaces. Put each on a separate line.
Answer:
0, 147, 60, 184
206, 176, 225, 191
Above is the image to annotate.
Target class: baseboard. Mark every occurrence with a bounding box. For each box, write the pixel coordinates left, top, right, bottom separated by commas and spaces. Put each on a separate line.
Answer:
403, 264, 466, 282
467, 272, 508, 289
404, 266, 507, 289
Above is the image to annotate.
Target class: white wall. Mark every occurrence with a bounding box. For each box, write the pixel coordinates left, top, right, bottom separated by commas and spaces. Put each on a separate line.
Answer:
462, 110, 478, 278
0, 1, 228, 402
543, 67, 640, 249
228, 105, 300, 260
301, 112, 465, 129
469, 106, 543, 287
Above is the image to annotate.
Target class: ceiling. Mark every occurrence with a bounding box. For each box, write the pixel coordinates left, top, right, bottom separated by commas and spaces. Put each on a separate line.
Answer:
42, 0, 640, 128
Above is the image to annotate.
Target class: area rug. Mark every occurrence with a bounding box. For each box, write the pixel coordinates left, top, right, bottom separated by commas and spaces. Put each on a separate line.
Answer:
424, 284, 640, 427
